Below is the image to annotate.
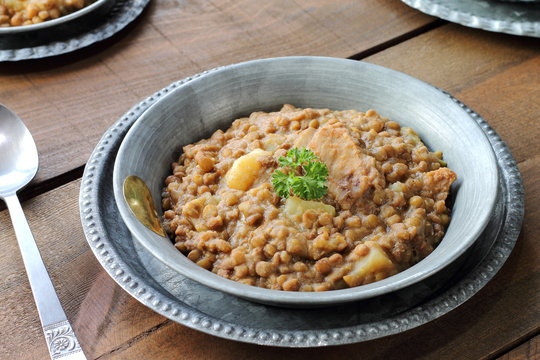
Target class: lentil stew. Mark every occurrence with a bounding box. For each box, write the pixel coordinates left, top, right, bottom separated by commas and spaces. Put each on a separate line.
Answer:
0, 0, 93, 27
162, 105, 456, 292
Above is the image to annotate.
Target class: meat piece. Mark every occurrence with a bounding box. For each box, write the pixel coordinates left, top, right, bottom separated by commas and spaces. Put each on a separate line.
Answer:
307, 124, 385, 210
422, 168, 457, 200
293, 127, 317, 148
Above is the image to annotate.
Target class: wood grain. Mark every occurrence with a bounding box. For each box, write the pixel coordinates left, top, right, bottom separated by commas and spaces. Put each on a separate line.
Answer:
0, 155, 537, 359
0, 0, 434, 192
497, 334, 540, 360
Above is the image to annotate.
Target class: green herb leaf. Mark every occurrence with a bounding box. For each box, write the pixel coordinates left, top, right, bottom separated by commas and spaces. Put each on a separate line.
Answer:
271, 148, 329, 200
271, 170, 293, 198
302, 161, 328, 181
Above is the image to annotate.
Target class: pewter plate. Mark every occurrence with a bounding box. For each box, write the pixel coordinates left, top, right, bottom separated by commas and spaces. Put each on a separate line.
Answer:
401, 0, 540, 37
79, 69, 524, 347
0, 0, 150, 61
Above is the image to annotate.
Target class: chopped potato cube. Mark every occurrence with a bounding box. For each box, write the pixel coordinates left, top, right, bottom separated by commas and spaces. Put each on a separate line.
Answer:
284, 196, 336, 218
226, 149, 271, 191
342, 241, 397, 287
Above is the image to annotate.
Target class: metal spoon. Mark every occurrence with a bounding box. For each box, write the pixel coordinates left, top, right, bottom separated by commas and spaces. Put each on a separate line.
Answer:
0, 105, 87, 360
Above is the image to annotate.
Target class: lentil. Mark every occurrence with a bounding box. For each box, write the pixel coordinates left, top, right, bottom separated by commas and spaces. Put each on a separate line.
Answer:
0, 0, 92, 27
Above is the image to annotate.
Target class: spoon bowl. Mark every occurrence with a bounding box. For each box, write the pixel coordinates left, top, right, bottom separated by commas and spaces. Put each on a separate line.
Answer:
0, 105, 39, 196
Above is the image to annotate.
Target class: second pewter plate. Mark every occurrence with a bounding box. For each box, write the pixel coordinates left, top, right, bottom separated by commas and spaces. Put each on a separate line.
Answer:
111, 57, 499, 307
401, 0, 540, 37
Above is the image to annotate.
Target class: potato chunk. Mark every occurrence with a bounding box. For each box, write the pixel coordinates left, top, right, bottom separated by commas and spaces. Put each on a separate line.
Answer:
226, 149, 271, 191
342, 241, 397, 287
284, 196, 336, 218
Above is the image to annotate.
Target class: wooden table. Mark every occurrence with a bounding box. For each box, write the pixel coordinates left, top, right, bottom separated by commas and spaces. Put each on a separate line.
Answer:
1, 1, 539, 359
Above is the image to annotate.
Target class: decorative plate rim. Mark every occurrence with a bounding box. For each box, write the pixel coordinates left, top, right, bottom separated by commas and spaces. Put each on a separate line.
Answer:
79, 61, 524, 347
401, 0, 540, 38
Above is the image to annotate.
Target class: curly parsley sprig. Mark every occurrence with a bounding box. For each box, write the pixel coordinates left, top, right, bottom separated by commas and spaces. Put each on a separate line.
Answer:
271, 148, 329, 200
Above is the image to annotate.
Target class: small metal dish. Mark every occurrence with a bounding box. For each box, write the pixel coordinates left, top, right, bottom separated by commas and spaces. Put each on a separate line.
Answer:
0, 0, 115, 49
112, 56, 499, 308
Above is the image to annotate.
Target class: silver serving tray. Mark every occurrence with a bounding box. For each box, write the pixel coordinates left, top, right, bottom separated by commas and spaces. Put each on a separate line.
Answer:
79, 71, 524, 347
401, 0, 540, 37
0, 0, 150, 61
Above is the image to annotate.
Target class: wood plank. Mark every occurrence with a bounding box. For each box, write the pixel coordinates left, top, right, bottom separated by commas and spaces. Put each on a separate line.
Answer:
365, 24, 540, 164
0, 0, 434, 192
0, 155, 537, 359
1, 9, 539, 360
0, 180, 166, 359
497, 334, 540, 360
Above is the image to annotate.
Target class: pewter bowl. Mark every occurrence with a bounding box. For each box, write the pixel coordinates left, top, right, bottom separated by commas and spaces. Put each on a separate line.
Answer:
112, 56, 499, 308
0, 0, 115, 48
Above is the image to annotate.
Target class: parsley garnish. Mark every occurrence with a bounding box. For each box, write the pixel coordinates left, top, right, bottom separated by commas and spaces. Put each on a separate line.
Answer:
271, 148, 329, 200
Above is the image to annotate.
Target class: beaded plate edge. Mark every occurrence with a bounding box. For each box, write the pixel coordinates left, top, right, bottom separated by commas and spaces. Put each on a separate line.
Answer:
402, 0, 540, 38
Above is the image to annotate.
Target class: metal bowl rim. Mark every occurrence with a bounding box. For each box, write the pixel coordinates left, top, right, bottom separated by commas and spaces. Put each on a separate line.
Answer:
112, 56, 500, 306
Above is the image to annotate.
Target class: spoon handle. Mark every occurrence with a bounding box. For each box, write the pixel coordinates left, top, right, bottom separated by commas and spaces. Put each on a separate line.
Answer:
4, 194, 87, 360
